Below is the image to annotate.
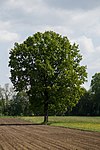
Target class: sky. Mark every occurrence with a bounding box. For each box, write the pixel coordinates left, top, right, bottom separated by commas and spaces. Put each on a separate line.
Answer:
0, 0, 100, 90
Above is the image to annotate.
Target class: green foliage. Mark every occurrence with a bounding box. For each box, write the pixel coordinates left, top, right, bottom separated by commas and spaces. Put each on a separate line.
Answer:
8, 91, 32, 116
9, 31, 87, 122
0, 84, 32, 116
0, 84, 14, 115
71, 89, 93, 116
91, 73, 100, 95
90, 73, 100, 115
70, 73, 100, 116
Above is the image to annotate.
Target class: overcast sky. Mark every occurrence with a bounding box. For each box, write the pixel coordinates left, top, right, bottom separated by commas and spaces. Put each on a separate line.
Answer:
0, 0, 100, 89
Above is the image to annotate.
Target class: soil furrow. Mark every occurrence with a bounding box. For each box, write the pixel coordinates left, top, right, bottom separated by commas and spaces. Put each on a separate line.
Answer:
0, 118, 100, 150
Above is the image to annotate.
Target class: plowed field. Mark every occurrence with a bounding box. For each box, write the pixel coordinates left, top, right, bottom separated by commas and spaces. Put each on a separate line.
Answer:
0, 118, 100, 150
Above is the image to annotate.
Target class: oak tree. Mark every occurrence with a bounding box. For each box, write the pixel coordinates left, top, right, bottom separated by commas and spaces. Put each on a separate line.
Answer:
9, 31, 87, 123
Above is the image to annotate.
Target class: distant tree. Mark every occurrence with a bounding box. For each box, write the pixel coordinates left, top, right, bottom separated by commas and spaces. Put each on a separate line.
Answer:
0, 84, 15, 115
0, 85, 4, 115
71, 73, 100, 116
9, 31, 87, 123
8, 91, 31, 116
90, 73, 100, 115
71, 88, 93, 116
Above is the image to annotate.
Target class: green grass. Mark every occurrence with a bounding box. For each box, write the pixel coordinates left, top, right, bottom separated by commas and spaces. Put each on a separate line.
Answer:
0, 116, 15, 118
19, 116, 44, 124
19, 116, 100, 132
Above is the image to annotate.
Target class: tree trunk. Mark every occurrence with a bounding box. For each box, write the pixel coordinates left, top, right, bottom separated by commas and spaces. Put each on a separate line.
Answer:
44, 90, 49, 124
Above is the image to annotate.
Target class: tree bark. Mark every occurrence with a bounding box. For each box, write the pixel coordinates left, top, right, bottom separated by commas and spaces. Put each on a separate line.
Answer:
44, 90, 49, 124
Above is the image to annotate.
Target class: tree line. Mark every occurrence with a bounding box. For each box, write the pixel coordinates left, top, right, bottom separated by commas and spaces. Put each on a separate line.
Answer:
0, 84, 31, 116
71, 73, 100, 116
0, 72, 100, 116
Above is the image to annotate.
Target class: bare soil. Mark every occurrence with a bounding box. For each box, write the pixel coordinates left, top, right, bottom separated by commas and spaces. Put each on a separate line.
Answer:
0, 118, 100, 150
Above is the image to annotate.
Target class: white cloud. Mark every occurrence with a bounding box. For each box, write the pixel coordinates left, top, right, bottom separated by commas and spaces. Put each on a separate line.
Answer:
96, 46, 100, 52
78, 36, 94, 53
0, 30, 19, 42
91, 24, 100, 36
0, 20, 19, 42
45, 0, 100, 10
0, 21, 11, 30
6, 0, 47, 13
89, 59, 100, 70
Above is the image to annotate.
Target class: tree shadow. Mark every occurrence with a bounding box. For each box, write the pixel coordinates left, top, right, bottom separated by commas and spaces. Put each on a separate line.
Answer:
0, 123, 43, 126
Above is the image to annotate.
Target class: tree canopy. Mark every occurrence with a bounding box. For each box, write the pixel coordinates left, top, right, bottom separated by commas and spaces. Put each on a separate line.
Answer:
9, 31, 87, 123
91, 73, 100, 94
90, 72, 100, 115
70, 72, 100, 116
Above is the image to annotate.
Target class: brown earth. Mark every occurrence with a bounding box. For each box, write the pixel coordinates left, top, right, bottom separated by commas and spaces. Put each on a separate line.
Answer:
0, 118, 100, 150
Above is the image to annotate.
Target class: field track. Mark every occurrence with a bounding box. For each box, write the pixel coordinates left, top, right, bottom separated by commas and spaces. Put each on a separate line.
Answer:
0, 118, 100, 150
